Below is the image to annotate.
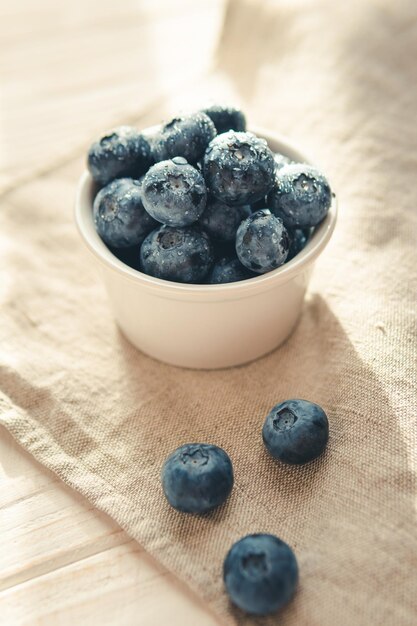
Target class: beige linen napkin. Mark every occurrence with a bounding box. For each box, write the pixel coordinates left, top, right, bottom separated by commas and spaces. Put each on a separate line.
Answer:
1, 0, 416, 624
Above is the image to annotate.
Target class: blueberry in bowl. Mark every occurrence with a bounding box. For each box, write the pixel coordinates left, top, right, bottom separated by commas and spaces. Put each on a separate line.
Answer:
287, 227, 311, 261
140, 224, 213, 284
199, 198, 251, 242
141, 158, 207, 227
209, 256, 253, 284
93, 178, 157, 249
152, 112, 216, 164
235, 209, 290, 273
274, 151, 293, 170
223, 533, 298, 615
203, 131, 276, 205
161, 443, 234, 514
201, 104, 246, 134
87, 126, 153, 187
268, 163, 332, 229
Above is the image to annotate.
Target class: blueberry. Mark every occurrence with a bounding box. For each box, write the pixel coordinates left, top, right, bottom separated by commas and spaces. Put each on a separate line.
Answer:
262, 399, 329, 464
141, 158, 207, 227
287, 228, 310, 261
201, 104, 246, 134
109, 244, 141, 270
87, 126, 152, 187
200, 199, 251, 241
141, 124, 163, 160
250, 196, 268, 213
235, 209, 290, 274
162, 443, 234, 514
93, 178, 157, 248
140, 225, 213, 283
274, 152, 293, 170
152, 113, 216, 164
211, 239, 236, 261
209, 257, 252, 284
268, 164, 332, 228
203, 131, 275, 206
223, 534, 298, 615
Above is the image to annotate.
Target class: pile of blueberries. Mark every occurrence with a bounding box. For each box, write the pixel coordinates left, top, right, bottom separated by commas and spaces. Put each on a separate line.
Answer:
162, 398, 329, 616
88, 105, 332, 284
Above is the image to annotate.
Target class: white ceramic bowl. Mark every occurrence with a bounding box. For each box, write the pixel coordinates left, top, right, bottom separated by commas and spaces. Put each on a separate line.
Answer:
75, 129, 337, 369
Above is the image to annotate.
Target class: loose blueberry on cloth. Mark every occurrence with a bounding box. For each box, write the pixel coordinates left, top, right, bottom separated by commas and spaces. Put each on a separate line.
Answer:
223, 534, 299, 615
162, 443, 234, 514
262, 399, 329, 464
93, 178, 157, 248
87, 126, 153, 187
141, 158, 207, 227
140, 225, 213, 283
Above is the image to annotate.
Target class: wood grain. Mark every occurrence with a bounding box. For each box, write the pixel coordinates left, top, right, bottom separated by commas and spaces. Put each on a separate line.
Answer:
0, 1, 228, 624
0, 0, 226, 194
0, 428, 221, 625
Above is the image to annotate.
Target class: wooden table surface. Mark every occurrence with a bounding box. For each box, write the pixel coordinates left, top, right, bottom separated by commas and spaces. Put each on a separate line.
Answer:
0, 2, 229, 623
0, 430, 221, 625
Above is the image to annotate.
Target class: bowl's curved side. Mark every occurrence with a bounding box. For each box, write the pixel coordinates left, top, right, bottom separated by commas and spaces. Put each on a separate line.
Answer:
74, 129, 337, 367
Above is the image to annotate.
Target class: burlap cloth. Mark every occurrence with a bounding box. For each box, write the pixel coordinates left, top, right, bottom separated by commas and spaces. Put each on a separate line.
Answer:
1, 1, 416, 624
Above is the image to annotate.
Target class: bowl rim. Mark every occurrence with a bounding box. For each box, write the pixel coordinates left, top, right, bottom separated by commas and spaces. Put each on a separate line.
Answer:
75, 127, 337, 298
